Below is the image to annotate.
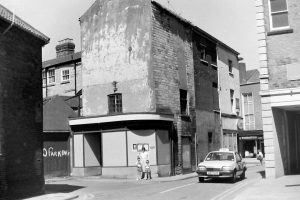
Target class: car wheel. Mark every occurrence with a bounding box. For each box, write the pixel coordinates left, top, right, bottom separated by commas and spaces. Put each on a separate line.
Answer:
198, 177, 204, 183
231, 171, 237, 183
240, 169, 246, 180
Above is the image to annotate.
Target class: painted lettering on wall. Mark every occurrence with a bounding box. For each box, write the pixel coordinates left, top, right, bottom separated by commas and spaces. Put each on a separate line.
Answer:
43, 147, 70, 157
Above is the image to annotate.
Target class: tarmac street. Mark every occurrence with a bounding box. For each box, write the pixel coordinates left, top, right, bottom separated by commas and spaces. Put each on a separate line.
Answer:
25, 164, 265, 200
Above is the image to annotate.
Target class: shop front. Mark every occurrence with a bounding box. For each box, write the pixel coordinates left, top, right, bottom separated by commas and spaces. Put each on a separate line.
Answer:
69, 113, 174, 177
238, 130, 264, 158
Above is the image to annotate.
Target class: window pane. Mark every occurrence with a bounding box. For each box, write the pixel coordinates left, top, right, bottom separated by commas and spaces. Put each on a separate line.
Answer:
247, 94, 253, 102
270, 0, 287, 12
272, 12, 289, 28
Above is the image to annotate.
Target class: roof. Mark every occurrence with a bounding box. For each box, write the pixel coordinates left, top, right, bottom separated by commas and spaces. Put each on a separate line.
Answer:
42, 52, 81, 69
246, 69, 260, 84
151, 1, 239, 55
43, 96, 78, 132
0, 4, 49, 43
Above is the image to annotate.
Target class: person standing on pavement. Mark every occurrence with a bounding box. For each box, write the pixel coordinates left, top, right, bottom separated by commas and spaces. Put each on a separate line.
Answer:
136, 156, 142, 180
257, 151, 263, 165
139, 147, 149, 179
145, 160, 152, 180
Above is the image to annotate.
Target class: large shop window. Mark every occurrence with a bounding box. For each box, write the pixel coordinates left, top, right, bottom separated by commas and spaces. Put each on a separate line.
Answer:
242, 93, 255, 130
269, 0, 289, 30
108, 93, 122, 114
102, 131, 127, 167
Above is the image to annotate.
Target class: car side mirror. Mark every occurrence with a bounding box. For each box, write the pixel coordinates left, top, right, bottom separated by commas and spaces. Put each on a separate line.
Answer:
200, 159, 203, 162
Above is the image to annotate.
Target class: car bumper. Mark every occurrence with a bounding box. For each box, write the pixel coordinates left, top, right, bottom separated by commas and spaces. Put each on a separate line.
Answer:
196, 170, 234, 178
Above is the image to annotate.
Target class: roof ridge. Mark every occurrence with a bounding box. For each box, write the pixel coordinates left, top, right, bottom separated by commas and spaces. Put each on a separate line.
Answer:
0, 4, 49, 43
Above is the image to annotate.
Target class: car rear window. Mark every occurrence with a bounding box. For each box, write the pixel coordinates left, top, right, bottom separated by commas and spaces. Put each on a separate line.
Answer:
205, 152, 234, 161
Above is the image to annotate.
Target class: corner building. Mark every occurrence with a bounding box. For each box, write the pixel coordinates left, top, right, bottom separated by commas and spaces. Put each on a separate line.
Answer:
70, 0, 240, 177
255, 0, 300, 178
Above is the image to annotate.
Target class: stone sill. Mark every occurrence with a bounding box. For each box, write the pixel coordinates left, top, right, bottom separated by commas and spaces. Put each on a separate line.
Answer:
267, 28, 293, 36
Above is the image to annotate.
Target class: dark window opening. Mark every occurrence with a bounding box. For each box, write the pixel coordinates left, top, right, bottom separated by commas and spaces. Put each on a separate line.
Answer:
228, 60, 233, 74
212, 82, 218, 88
108, 93, 122, 114
208, 132, 213, 143
180, 89, 188, 115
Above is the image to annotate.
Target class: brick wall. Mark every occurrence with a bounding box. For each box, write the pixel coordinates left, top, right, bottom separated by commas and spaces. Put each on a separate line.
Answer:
0, 20, 44, 198
151, 3, 197, 172
263, 0, 300, 89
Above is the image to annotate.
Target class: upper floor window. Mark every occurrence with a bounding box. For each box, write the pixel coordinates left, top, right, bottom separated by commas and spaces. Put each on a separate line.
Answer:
180, 89, 188, 115
200, 45, 206, 60
269, 0, 289, 30
62, 69, 70, 82
230, 89, 234, 113
42, 70, 46, 85
228, 60, 233, 76
47, 69, 55, 84
242, 93, 255, 130
108, 93, 122, 114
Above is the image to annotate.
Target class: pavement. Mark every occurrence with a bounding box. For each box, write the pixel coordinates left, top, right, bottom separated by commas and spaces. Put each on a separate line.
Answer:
24, 159, 300, 200
233, 175, 300, 200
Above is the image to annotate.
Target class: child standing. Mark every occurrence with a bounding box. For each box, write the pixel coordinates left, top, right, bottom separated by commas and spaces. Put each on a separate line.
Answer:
136, 157, 142, 180
145, 160, 152, 180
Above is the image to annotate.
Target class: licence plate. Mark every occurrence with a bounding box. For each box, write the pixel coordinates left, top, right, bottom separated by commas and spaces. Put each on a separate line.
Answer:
207, 171, 219, 175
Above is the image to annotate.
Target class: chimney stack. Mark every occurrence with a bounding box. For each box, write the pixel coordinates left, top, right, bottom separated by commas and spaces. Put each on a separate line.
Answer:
55, 38, 75, 58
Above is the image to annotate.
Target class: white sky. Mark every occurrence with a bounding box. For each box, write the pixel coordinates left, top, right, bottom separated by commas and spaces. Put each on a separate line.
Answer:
0, 0, 259, 69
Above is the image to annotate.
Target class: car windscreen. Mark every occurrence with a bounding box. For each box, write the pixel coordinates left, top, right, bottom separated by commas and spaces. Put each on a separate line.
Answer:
205, 152, 234, 161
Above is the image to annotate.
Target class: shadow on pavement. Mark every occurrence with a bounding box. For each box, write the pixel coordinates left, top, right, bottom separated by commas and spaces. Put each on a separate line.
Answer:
45, 184, 85, 194
257, 170, 265, 178
285, 184, 300, 187
198, 177, 245, 184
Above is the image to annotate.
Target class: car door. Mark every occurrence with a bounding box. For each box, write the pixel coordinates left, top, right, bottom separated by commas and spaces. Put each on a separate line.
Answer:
235, 153, 243, 175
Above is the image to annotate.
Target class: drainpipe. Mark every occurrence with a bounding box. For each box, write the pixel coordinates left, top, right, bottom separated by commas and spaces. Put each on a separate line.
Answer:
1, 9, 15, 36
45, 68, 48, 98
72, 55, 77, 95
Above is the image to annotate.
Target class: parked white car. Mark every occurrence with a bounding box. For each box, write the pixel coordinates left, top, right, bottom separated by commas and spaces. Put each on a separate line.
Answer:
196, 148, 247, 183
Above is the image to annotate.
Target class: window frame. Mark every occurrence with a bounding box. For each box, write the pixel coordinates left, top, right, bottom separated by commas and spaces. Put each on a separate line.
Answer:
230, 89, 234, 114
42, 70, 46, 85
242, 93, 255, 130
268, 0, 290, 31
228, 59, 233, 76
108, 93, 123, 114
180, 89, 188, 115
61, 69, 70, 82
47, 68, 55, 84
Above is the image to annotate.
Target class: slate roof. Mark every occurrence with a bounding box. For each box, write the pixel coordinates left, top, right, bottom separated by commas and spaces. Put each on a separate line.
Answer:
42, 52, 81, 69
245, 69, 260, 84
43, 96, 78, 132
0, 4, 49, 43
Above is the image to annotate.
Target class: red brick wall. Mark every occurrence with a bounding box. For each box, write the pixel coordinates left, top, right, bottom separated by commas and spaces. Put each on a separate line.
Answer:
0, 20, 44, 198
